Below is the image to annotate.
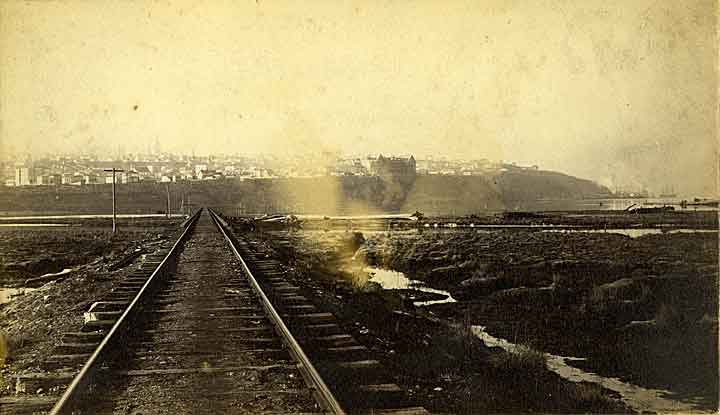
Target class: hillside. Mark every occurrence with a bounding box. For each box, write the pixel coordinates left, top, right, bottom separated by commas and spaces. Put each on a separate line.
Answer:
493, 170, 612, 210
0, 170, 611, 216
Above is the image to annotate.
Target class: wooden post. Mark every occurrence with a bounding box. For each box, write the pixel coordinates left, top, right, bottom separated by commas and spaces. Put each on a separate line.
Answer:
104, 168, 124, 233
112, 172, 116, 232
165, 184, 171, 218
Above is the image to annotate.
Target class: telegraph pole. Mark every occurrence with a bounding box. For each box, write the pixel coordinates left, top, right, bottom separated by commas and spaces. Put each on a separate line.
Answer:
165, 183, 171, 218
104, 168, 124, 233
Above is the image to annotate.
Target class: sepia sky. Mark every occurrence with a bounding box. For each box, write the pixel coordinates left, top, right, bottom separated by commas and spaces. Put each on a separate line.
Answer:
0, 0, 717, 195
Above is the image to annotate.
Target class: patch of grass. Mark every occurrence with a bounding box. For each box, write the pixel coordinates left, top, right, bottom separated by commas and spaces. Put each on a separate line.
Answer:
488, 343, 547, 374
655, 302, 685, 330
481, 341, 630, 413
556, 382, 624, 413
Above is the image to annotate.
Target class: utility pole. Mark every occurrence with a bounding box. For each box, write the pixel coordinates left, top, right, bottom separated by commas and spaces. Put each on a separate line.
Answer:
104, 168, 124, 233
165, 183, 171, 218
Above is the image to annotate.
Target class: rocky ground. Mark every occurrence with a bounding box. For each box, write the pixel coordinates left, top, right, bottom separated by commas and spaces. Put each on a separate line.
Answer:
351, 228, 718, 410
0, 220, 182, 398
240, 227, 634, 414
0, 218, 184, 287
0, 229, 116, 286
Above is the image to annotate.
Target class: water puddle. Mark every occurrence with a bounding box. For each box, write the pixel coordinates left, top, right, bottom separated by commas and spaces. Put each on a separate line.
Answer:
542, 228, 718, 238
0, 223, 70, 227
363, 267, 458, 306
420, 223, 719, 237
0, 287, 35, 305
0, 213, 185, 221
471, 325, 710, 413
39, 268, 74, 279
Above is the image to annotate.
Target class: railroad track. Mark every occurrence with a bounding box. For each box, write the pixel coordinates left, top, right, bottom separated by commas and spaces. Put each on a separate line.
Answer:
19, 208, 426, 414
210, 210, 428, 415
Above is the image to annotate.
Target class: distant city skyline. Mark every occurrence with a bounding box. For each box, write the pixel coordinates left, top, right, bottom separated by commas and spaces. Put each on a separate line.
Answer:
0, 142, 713, 197
0, 148, 691, 197
1, 146, 496, 162
1, 1, 716, 196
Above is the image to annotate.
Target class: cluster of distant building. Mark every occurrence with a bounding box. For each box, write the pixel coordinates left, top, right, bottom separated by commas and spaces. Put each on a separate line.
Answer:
9, 163, 222, 187
331, 155, 537, 177
2, 152, 538, 188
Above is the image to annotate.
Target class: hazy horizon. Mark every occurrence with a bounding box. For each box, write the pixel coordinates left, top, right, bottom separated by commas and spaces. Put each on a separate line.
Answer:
1, 0, 717, 196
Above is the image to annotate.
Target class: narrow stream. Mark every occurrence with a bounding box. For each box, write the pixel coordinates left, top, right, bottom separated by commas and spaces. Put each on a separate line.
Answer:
0, 213, 186, 220
363, 266, 458, 306
542, 228, 718, 238
39, 268, 74, 279
358, 265, 710, 413
0, 223, 70, 227
471, 325, 710, 413
1, 268, 74, 305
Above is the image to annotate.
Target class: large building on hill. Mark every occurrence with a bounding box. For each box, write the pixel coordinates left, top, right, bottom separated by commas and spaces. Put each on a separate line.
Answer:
370, 155, 416, 178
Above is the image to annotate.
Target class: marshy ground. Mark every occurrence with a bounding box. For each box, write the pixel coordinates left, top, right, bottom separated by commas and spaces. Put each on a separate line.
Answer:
1, 211, 716, 413
243, 210, 717, 413
0, 218, 183, 398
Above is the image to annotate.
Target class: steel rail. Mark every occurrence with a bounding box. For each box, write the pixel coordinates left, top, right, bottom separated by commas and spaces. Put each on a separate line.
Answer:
49, 209, 203, 414
208, 209, 346, 415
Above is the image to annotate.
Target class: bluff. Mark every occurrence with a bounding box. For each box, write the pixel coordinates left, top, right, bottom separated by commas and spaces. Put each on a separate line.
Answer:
0, 170, 611, 216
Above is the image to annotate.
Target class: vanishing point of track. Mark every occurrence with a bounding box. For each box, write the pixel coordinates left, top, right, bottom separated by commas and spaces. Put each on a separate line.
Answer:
46, 209, 427, 414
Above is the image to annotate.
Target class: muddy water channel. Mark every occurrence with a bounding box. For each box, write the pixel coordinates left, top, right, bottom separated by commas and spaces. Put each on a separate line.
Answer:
363, 266, 458, 306
0, 223, 70, 227
363, 266, 709, 413
280, 225, 717, 412
471, 326, 710, 413
542, 228, 717, 238
0, 268, 73, 304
